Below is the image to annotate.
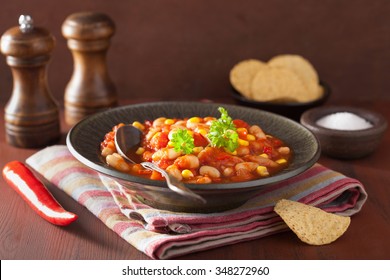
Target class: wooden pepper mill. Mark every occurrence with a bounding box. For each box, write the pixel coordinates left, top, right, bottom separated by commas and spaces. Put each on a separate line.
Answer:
62, 12, 117, 126
0, 15, 60, 148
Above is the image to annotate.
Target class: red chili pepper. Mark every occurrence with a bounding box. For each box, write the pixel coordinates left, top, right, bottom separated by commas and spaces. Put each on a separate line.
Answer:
2, 161, 78, 226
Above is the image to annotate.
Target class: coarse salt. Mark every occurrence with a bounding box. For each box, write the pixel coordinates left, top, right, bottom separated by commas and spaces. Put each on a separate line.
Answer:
316, 112, 373, 131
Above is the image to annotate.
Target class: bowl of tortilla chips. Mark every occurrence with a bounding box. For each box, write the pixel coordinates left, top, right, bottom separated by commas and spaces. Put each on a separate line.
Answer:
230, 54, 330, 121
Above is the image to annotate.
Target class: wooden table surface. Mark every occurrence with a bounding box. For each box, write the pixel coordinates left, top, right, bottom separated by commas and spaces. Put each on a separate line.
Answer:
0, 98, 389, 260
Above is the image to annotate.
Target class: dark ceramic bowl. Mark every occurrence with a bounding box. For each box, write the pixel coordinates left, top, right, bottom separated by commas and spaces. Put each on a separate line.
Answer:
67, 102, 320, 213
300, 106, 387, 159
231, 81, 331, 121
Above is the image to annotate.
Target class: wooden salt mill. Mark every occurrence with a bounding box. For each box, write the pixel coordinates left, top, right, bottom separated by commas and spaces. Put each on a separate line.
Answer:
0, 15, 60, 148
62, 12, 117, 126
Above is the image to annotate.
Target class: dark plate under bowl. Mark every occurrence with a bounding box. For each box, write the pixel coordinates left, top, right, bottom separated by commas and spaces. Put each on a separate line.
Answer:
231, 81, 331, 121
66, 101, 320, 213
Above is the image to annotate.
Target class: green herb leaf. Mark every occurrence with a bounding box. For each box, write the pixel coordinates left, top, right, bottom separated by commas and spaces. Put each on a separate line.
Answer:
207, 107, 239, 152
171, 129, 195, 154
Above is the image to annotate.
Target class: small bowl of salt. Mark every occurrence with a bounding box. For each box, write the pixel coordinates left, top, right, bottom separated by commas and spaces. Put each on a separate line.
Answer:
300, 106, 387, 159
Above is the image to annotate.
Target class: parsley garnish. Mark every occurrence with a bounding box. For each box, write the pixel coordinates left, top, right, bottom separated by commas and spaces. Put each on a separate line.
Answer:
171, 129, 195, 154
207, 107, 239, 152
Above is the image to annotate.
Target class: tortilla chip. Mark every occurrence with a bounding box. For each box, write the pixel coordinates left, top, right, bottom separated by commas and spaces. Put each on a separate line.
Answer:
268, 54, 319, 84
251, 66, 312, 102
230, 55, 323, 103
274, 199, 351, 245
230, 59, 267, 98
268, 54, 322, 102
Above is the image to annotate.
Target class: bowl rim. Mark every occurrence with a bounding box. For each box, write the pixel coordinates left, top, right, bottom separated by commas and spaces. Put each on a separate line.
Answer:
66, 101, 321, 191
300, 105, 388, 137
231, 80, 331, 107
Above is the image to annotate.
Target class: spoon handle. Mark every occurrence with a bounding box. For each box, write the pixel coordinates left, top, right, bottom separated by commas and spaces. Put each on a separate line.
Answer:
140, 162, 206, 204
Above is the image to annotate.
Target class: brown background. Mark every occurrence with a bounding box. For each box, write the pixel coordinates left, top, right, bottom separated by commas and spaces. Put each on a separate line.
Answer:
1, 0, 390, 261
0, 0, 389, 105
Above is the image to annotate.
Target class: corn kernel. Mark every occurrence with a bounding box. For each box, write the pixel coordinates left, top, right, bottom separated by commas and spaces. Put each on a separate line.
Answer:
188, 117, 202, 123
132, 121, 145, 131
238, 139, 249, 146
259, 153, 269, 158
135, 147, 145, 155
197, 128, 208, 136
164, 119, 175, 125
181, 169, 194, 179
276, 158, 287, 165
256, 166, 269, 177
167, 140, 175, 148
247, 134, 256, 141
237, 128, 248, 134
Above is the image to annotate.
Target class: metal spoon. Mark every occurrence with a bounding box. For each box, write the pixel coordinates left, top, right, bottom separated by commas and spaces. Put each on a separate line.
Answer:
114, 125, 206, 204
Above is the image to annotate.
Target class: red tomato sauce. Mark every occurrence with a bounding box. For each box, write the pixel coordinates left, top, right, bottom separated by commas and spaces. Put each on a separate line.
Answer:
101, 116, 292, 184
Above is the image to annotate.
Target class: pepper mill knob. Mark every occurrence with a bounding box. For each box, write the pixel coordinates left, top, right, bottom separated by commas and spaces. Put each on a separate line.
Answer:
62, 12, 117, 126
19, 15, 34, 33
0, 15, 60, 148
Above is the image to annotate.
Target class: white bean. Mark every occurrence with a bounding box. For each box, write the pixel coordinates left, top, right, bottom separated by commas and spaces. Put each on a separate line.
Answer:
187, 176, 212, 184
106, 153, 130, 172
196, 176, 212, 184
236, 146, 250, 156
151, 150, 164, 161
152, 148, 181, 161
101, 147, 114, 157
171, 120, 187, 130
278, 146, 290, 155
222, 167, 234, 177
165, 148, 182, 160
244, 155, 278, 168
145, 127, 161, 141
235, 162, 259, 172
174, 154, 200, 169
166, 165, 183, 181
152, 117, 167, 127
249, 125, 266, 139
199, 165, 221, 178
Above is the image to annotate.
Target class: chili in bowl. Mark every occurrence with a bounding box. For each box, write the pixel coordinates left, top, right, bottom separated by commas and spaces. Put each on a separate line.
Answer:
101, 107, 292, 184
67, 102, 320, 213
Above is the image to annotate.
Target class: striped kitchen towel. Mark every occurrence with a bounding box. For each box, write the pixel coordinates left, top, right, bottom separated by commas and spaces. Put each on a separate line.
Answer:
26, 145, 367, 259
